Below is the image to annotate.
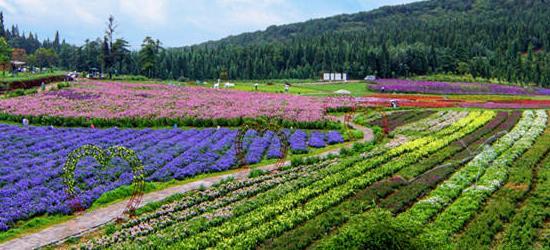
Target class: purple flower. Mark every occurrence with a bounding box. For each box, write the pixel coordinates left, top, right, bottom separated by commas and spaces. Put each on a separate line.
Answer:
308, 131, 326, 148
327, 131, 344, 144
0, 124, 343, 231
289, 130, 308, 153
370, 79, 550, 96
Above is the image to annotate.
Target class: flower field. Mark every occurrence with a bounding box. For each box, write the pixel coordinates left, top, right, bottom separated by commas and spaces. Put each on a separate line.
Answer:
0, 82, 548, 131
0, 124, 343, 232
1, 81, 549, 249
0, 82, 337, 125
370, 79, 550, 96
52, 109, 549, 250
354, 93, 550, 109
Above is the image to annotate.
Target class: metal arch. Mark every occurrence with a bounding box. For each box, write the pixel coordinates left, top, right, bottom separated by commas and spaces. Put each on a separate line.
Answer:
62, 145, 145, 218
234, 115, 289, 169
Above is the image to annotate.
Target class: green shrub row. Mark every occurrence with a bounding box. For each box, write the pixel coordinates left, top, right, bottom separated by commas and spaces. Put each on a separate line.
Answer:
0, 113, 342, 130
259, 167, 404, 250
1, 88, 38, 98
313, 208, 429, 250
0, 74, 66, 92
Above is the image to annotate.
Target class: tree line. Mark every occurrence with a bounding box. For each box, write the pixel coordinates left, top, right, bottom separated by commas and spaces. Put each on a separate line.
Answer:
0, 0, 549, 87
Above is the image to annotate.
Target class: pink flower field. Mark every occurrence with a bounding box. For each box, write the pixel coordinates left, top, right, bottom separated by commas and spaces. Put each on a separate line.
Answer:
0, 82, 334, 122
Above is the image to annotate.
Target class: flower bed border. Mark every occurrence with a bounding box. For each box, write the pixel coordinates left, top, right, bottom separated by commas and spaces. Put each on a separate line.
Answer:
0, 113, 342, 130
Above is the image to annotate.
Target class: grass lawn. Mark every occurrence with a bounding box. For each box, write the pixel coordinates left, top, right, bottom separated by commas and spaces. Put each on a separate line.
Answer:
202, 81, 372, 96
99, 77, 373, 97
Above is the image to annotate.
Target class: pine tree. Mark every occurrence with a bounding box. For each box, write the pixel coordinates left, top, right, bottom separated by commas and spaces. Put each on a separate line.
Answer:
53, 31, 60, 52
0, 12, 5, 38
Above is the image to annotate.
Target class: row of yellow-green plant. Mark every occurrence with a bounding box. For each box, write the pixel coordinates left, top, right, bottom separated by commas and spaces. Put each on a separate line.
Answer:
319, 110, 547, 249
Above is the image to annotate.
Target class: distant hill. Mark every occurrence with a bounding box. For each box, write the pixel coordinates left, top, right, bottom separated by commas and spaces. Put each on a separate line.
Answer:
199, 0, 501, 47
160, 0, 548, 86
5, 0, 549, 86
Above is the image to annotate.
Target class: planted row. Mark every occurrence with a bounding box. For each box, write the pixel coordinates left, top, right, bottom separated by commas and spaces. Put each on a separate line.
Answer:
419, 110, 547, 244
397, 110, 537, 225
174, 112, 493, 249
454, 111, 550, 249
300, 112, 494, 249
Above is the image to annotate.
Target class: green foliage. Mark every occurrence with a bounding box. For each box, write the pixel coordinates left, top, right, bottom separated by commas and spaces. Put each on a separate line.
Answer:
315, 208, 428, 250
1, 87, 38, 98
0, 71, 65, 83
248, 169, 268, 178
412, 74, 502, 84
62, 145, 145, 213
260, 179, 403, 250
213, 177, 235, 187
339, 141, 376, 157
0, 112, 342, 130
56, 82, 70, 90
346, 130, 363, 140
111, 75, 148, 81
139, 37, 161, 78
29, 48, 58, 68
3, 88, 24, 98
497, 152, 550, 249
0, 37, 11, 66
104, 223, 116, 235
65, 236, 80, 244
92, 182, 157, 208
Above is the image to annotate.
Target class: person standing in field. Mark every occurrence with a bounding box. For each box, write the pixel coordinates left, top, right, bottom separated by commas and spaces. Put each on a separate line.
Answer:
284, 83, 289, 93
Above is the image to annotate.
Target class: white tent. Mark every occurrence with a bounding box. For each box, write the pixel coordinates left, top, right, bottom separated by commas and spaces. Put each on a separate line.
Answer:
334, 89, 352, 95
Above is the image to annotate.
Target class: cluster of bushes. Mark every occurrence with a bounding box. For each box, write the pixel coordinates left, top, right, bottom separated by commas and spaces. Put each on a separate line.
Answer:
111, 75, 149, 81
316, 208, 430, 250
1, 88, 38, 98
0, 113, 343, 130
1, 82, 72, 98
326, 106, 353, 113
412, 73, 503, 84
56, 82, 71, 89
0, 74, 66, 92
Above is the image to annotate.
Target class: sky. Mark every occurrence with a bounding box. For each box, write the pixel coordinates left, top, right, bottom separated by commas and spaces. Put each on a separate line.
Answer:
0, 0, 419, 49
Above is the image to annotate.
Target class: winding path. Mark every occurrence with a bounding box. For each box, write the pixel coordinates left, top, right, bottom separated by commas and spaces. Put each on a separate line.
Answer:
0, 121, 374, 250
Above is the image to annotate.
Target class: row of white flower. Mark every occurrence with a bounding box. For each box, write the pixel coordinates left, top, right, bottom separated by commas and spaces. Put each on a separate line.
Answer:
423, 110, 547, 243
398, 110, 540, 225
394, 111, 462, 134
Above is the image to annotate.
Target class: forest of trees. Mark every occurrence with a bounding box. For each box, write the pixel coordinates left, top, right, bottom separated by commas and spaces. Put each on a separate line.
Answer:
1, 0, 549, 87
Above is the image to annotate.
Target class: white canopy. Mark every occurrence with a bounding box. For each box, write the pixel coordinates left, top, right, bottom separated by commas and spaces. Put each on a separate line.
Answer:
334, 89, 352, 95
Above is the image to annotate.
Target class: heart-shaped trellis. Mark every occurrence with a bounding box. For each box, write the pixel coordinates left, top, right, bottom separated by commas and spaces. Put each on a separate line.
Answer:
62, 145, 145, 217
235, 116, 289, 169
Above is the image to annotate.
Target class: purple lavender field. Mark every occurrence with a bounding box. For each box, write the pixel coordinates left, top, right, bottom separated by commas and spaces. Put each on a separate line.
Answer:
370, 79, 550, 95
0, 124, 343, 231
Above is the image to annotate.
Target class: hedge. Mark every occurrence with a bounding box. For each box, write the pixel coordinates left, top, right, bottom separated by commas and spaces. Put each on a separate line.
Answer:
0, 74, 67, 92
0, 113, 343, 130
